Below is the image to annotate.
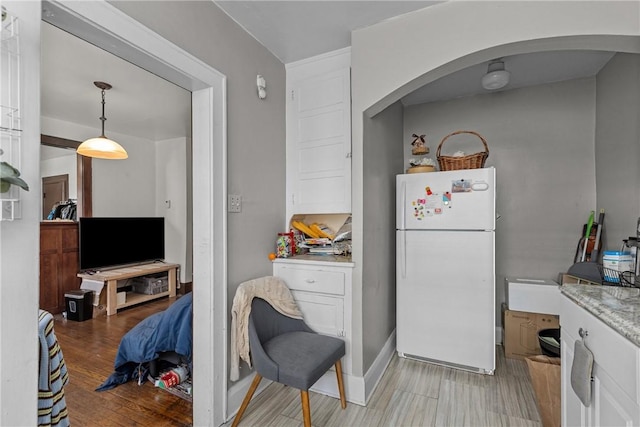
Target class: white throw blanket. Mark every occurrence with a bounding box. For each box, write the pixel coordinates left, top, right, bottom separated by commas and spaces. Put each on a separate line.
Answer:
230, 276, 303, 381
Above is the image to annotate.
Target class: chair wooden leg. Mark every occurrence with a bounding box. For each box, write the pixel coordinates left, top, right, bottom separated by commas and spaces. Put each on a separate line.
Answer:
232, 374, 262, 427
300, 390, 312, 427
334, 360, 347, 409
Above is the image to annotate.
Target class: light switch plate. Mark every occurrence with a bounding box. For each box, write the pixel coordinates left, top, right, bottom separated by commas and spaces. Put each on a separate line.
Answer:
228, 195, 242, 213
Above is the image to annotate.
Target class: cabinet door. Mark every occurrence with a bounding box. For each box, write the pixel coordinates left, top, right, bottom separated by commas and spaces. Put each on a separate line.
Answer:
592, 368, 640, 427
286, 51, 351, 218
562, 332, 590, 427
561, 295, 640, 427
40, 226, 62, 313
291, 290, 344, 338
40, 223, 80, 314
60, 226, 81, 304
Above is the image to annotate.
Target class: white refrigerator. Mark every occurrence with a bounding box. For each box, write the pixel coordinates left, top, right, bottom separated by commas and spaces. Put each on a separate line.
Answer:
396, 167, 496, 374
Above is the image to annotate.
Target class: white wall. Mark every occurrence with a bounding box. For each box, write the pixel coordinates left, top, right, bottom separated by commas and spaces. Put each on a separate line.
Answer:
595, 53, 640, 252
0, 2, 40, 425
351, 1, 640, 375
41, 116, 157, 216
40, 151, 78, 200
403, 78, 597, 326
156, 137, 190, 283
92, 136, 156, 217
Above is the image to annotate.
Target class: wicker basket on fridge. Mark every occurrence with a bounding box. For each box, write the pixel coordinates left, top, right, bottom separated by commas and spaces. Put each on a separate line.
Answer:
436, 130, 489, 171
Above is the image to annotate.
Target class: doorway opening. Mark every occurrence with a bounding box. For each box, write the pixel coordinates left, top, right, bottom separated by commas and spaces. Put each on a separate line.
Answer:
41, 1, 228, 425
42, 174, 68, 220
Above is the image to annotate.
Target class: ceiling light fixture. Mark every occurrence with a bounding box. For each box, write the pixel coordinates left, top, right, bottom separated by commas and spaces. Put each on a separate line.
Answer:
77, 81, 128, 159
481, 59, 510, 90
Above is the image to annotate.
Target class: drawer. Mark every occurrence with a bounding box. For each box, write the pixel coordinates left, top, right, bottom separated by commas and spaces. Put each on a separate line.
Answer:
274, 264, 345, 296
560, 295, 640, 404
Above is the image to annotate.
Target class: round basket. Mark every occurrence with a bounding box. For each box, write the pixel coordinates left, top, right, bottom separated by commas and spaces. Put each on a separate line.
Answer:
407, 165, 435, 174
436, 130, 489, 171
411, 146, 429, 156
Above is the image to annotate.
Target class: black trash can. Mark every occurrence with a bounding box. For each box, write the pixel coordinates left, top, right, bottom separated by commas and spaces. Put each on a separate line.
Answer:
65, 289, 93, 321
538, 328, 561, 358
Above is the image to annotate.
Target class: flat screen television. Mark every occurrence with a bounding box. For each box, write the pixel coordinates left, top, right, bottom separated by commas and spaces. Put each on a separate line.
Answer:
79, 217, 165, 272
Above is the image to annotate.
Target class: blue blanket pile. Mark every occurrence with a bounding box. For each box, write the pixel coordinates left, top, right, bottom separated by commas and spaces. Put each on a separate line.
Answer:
96, 293, 192, 391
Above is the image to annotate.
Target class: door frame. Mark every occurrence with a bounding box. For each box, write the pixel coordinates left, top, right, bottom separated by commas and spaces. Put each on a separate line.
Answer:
43, 1, 228, 425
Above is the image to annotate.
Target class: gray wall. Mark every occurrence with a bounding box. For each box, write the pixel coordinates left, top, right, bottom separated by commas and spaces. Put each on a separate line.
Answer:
362, 101, 404, 371
595, 53, 640, 252
404, 78, 597, 326
109, 1, 287, 384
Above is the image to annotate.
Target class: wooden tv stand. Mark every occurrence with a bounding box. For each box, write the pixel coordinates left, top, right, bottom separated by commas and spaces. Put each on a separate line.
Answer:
77, 262, 179, 316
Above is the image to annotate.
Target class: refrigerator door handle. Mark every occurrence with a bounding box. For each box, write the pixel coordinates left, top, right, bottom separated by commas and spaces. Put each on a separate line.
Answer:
399, 231, 406, 278
399, 181, 406, 230
471, 180, 489, 191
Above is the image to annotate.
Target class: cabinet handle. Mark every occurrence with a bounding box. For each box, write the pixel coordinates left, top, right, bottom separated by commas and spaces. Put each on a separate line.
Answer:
579, 327, 588, 338
305, 279, 316, 283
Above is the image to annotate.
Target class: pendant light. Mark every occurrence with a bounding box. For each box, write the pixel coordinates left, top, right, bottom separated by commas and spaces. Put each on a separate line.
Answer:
481, 59, 510, 90
77, 81, 128, 159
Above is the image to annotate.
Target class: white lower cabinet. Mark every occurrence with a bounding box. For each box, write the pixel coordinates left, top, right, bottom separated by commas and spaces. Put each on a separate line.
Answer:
560, 295, 640, 427
273, 258, 360, 401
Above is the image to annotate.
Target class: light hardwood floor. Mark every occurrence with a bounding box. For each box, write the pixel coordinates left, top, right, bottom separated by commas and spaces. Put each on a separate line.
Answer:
54, 297, 541, 427
228, 348, 542, 427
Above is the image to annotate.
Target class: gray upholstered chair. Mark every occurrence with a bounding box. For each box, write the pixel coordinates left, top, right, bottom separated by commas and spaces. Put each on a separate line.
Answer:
232, 297, 346, 427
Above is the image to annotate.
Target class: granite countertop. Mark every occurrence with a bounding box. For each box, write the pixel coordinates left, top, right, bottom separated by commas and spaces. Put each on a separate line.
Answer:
561, 283, 640, 347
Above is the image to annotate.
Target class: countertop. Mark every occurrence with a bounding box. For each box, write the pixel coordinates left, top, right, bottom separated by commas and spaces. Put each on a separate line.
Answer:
561, 284, 640, 347
272, 254, 354, 267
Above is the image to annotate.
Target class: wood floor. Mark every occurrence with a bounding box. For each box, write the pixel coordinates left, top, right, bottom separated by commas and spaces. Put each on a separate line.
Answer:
54, 298, 541, 427
53, 296, 192, 426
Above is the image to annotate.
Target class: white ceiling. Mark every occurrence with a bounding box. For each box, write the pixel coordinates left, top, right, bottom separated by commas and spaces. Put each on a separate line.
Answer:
402, 50, 615, 105
214, 1, 441, 64
215, 1, 615, 104
41, 2, 617, 142
41, 22, 191, 142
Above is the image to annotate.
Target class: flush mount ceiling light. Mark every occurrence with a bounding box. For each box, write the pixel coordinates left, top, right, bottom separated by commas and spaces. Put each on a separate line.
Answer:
77, 81, 128, 159
481, 59, 510, 90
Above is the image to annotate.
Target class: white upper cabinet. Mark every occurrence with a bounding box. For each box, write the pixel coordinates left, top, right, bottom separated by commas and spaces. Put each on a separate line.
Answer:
286, 48, 351, 219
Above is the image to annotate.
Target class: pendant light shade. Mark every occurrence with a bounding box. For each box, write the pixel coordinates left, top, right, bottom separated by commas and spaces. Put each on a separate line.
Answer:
77, 136, 128, 159
77, 82, 128, 159
481, 59, 510, 90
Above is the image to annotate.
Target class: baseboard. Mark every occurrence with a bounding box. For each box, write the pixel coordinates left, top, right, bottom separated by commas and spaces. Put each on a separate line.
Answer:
363, 329, 396, 404
226, 372, 272, 422
310, 371, 366, 406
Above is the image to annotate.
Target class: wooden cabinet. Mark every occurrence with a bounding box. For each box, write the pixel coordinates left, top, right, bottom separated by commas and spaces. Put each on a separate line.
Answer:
285, 48, 351, 221
273, 257, 358, 400
560, 295, 640, 426
40, 221, 81, 314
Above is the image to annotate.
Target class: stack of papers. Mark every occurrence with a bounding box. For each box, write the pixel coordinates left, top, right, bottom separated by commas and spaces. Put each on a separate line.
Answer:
299, 237, 339, 254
